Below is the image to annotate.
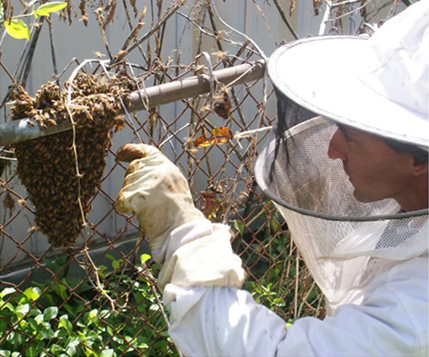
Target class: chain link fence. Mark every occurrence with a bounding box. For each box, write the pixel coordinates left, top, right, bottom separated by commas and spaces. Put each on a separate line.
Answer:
0, 61, 323, 357
0, 1, 405, 355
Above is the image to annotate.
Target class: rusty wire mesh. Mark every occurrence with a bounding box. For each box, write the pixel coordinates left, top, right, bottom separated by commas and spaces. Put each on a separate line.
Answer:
0, 0, 404, 355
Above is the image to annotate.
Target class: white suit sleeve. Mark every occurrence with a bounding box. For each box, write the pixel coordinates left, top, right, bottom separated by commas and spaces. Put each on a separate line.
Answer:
161, 220, 428, 357
164, 285, 288, 357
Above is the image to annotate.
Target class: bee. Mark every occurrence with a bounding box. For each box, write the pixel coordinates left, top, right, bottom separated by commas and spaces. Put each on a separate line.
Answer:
213, 88, 232, 119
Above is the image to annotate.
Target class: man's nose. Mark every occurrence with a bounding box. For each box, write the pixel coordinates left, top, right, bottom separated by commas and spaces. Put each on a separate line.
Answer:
328, 129, 347, 160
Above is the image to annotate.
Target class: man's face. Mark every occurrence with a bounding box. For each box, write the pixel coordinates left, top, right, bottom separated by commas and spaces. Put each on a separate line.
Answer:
327, 125, 416, 205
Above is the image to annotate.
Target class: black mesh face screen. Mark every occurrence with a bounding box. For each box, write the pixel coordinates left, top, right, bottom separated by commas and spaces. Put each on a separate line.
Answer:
273, 86, 317, 134
259, 84, 429, 221
270, 85, 317, 182
256, 115, 428, 221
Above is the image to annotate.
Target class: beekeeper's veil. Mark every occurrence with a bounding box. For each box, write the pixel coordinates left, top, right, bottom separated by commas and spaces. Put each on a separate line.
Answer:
255, 0, 429, 313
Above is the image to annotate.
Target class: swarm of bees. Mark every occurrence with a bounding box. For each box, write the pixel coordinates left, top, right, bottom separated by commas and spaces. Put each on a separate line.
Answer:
11, 72, 133, 248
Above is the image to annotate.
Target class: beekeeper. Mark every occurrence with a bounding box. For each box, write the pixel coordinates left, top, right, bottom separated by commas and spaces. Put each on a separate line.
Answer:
115, 1, 428, 356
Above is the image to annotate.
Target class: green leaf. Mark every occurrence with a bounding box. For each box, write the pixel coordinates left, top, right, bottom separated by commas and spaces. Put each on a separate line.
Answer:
0, 288, 16, 298
0, 350, 11, 357
100, 309, 110, 319
105, 253, 115, 261
112, 258, 122, 270
18, 319, 27, 329
88, 309, 98, 320
1, 302, 14, 312
63, 303, 74, 317
58, 315, 73, 335
98, 265, 107, 279
140, 253, 151, 265
15, 303, 30, 319
49, 345, 64, 355
233, 220, 245, 235
100, 350, 115, 357
106, 325, 114, 336
0, 2, 3, 19
41, 321, 52, 330
54, 328, 66, 339
42, 293, 55, 305
28, 307, 42, 317
23, 287, 41, 302
4, 19, 30, 40
40, 327, 55, 340
34, 2, 67, 17
65, 345, 77, 357
43, 306, 58, 321
0, 320, 8, 333
53, 281, 67, 300
26, 345, 41, 357
60, 338, 79, 356
28, 318, 39, 332
34, 313, 44, 325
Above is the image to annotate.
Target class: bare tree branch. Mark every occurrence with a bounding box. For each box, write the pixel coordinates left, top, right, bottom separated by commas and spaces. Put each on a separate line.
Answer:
46, 18, 58, 77
272, 0, 299, 40
111, 0, 185, 66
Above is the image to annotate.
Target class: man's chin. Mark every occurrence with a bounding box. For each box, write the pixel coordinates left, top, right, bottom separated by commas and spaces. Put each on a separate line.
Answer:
353, 190, 387, 205
352, 190, 371, 204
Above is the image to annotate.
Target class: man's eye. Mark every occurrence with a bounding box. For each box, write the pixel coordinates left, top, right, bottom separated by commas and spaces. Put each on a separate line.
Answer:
343, 133, 353, 142
336, 125, 352, 142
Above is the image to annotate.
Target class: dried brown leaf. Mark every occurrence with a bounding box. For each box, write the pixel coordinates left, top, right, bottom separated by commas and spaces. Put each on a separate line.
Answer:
289, 0, 296, 17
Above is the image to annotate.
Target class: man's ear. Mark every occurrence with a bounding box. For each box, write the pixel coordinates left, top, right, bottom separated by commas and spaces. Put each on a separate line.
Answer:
411, 158, 428, 176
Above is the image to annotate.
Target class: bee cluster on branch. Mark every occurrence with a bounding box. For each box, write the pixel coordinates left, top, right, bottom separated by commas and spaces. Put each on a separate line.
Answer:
10, 72, 134, 248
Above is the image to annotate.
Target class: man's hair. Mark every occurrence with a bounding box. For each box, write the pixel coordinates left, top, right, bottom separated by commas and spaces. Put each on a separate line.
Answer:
383, 139, 428, 163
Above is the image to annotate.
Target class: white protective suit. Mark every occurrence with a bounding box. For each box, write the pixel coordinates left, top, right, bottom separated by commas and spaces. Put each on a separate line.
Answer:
161, 220, 428, 357
115, 139, 428, 357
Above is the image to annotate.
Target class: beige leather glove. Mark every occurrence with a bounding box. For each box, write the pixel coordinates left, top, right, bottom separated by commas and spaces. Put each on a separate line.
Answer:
115, 143, 205, 263
116, 143, 246, 292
